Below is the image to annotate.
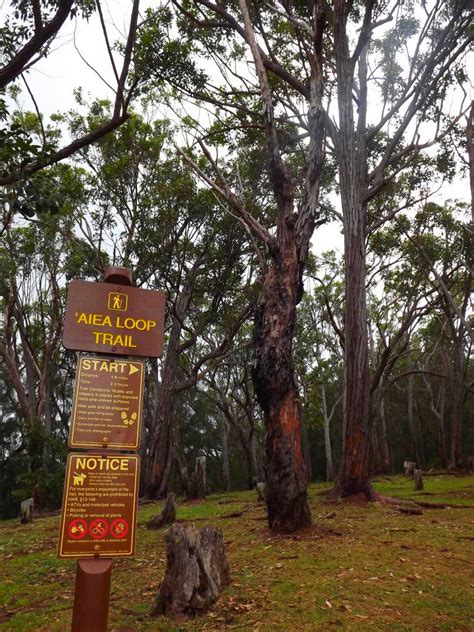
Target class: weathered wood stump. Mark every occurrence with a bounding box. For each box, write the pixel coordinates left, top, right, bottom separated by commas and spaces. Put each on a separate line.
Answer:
152, 524, 230, 617
186, 457, 207, 500
256, 482, 265, 502
404, 461, 416, 477
20, 498, 34, 524
413, 469, 424, 491
147, 494, 176, 530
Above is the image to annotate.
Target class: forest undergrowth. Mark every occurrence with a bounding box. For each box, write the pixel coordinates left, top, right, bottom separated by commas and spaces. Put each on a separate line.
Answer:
0, 475, 473, 631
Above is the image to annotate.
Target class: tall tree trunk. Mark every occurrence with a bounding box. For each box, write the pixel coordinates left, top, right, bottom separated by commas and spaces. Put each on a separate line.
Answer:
330, 6, 374, 500
333, 199, 373, 498
436, 367, 448, 469
298, 400, 313, 482
239, 427, 258, 489
407, 368, 421, 466
379, 394, 390, 474
146, 349, 177, 498
252, 243, 311, 533
146, 272, 195, 497
449, 335, 466, 468
249, 429, 258, 486
423, 369, 447, 468
320, 384, 334, 481
220, 417, 230, 491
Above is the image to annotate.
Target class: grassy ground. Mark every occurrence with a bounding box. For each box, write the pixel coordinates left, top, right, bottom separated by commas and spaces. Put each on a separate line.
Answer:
0, 475, 473, 631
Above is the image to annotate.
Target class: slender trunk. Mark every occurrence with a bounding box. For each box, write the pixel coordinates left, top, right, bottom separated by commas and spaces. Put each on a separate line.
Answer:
299, 400, 313, 482
320, 384, 334, 481
146, 272, 195, 497
369, 390, 380, 475
449, 335, 466, 467
379, 394, 390, 474
467, 100, 474, 223
42, 383, 52, 463
407, 369, 421, 465
252, 242, 311, 533
413, 398, 427, 466
220, 418, 230, 491
146, 318, 181, 498
249, 429, 258, 486
423, 368, 448, 468
436, 371, 447, 468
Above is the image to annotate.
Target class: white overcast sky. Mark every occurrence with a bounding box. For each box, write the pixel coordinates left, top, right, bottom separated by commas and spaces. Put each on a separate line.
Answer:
12, 1, 472, 262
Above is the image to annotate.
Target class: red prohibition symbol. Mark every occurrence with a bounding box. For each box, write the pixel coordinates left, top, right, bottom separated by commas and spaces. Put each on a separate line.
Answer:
68, 518, 87, 539
89, 518, 108, 539
110, 518, 129, 539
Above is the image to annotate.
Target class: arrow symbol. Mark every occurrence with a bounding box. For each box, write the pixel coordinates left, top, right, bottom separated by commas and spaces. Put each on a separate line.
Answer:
129, 364, 139, 376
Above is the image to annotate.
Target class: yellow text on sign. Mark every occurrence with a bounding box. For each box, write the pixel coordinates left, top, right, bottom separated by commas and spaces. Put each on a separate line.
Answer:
75, 457, 130, 471
82, 359, 139, 375
75, 312, 157, 331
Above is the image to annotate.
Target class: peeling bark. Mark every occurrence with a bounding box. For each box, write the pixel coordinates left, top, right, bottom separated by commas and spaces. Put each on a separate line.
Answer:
253, 250, 311, 532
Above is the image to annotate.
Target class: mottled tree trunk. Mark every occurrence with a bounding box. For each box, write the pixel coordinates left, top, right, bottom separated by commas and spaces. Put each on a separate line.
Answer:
320, 384, 334, 482
236, 0, 325, 531
146, 315, 181, 498
332, 204, 374, 499
330, 5, 374, 500
146, 276, 194, 498
252, 242, 311, 533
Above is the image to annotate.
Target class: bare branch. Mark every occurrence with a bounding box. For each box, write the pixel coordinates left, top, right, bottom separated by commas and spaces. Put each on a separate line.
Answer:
0, 0, 74, 89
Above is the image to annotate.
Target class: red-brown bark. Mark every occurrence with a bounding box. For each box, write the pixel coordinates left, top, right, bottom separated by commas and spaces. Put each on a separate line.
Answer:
253, 244, 311, 532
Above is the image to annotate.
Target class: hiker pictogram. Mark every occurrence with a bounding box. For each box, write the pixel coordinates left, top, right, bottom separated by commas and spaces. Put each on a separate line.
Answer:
108, 291, 128, 311
121, 411, 138, 426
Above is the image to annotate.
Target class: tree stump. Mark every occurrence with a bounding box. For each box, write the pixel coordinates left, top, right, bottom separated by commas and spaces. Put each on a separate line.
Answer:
147, 494, 176, 530
152, 524, 230, 617
186, 457, 207, 500
413, 469, 423, 491
256, 482, 266, 502
404, 461, 416, 477
20, 498, 34, 524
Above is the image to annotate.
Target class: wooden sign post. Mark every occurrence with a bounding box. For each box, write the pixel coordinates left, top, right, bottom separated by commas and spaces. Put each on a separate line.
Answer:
59, 267, 165, 632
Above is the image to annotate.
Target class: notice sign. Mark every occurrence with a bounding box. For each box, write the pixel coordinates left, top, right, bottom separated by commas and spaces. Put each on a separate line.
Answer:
58, 454, 139, 559
63, 280, 165, 357
69, 356, 144, 450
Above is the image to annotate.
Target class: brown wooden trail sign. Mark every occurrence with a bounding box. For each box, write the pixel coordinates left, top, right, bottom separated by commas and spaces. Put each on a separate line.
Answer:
63, 279, 166, 357
59, 453, 139, 559
69, 356, 144, 450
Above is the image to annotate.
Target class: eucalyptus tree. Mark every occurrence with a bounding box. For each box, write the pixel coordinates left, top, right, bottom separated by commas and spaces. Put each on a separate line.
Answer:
0, 163, 87, 508
136, 0, 328, 532
402, 202, 472, 468
69, 108, 256, 497
325, 0, 472, 498
201, 329, 263, 490
294, 254, 345, 481
133, 1, 471, 527
366, 201, 473, 469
